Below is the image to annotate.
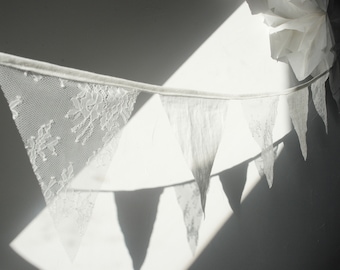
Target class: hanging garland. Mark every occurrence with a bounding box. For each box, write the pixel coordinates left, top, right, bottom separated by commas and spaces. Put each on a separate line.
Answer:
0, 0, 337, 265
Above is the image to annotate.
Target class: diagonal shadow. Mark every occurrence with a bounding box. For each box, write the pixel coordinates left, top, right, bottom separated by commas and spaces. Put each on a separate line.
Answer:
0, 0, 245, 119
114, 188, 163, 270
0, 0, 245, 84
189, 86, 340, 270
0, 1, 244, 269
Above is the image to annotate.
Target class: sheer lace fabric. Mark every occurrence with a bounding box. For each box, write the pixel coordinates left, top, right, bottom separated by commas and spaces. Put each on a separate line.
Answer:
0, 59, 331, 260
0, 65, 139, 258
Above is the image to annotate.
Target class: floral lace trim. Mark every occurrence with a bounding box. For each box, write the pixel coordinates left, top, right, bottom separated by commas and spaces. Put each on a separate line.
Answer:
65, 83, 139, 146
41, 162, 74, 204
9, 95, 22, 120
41, 163, 95, 236
26, 120, 61, 172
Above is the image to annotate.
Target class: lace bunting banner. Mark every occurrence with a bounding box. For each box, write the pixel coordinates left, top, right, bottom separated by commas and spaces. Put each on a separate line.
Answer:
160, 96, 229, 211
0, 60, 333, 263
0, 0, 336, 266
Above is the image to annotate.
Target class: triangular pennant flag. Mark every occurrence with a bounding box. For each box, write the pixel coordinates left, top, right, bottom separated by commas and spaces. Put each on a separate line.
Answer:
175, 182, 203, 253
311, 73, 329, 133
254, 144, 279, 179
160, 96, 228, 211
242, 97, 279, 187
0, 64, 139, 259
287, 88, 309, 160
114, 188, 163, 270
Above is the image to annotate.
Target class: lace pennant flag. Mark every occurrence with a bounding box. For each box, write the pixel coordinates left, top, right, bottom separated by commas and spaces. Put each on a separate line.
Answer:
311, 73, 329, 133
160, 96, 228, 211
242, 97, 279, 187
0, 64, 139, 259
287, 88, 309, 160
175, 182, 203, 253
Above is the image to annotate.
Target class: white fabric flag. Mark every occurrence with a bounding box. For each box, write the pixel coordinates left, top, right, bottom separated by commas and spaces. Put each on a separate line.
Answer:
311, 73, 329, 133
242, 97, 279, 187
175, 182, 203, 254
0, 64, 139, 259
287, 88, 309, 160
161, 96, 228, 211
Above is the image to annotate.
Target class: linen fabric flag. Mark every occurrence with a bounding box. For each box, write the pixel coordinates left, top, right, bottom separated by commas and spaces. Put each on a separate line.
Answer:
242, 96, 279, 188
0, 64, 139, 259
160, 96, 229, 212
287, 88, 309, 160
311, 73, 329, 133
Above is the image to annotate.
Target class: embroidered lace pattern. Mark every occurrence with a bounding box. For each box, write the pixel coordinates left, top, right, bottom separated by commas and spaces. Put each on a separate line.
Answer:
26, 119, 61, 172
65, 83, 138, 146
0, 64, 139, 257
9, 95, 22, 120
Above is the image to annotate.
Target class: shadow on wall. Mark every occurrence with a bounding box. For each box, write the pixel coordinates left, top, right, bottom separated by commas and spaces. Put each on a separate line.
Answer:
110, 79, 340, 270
3, 82, 340, 270
0, 0, 245, 84
3, 1, 340, 269
0, 1, 245, 269
114, 188, 163, 270
190, 86, 340, 270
